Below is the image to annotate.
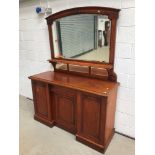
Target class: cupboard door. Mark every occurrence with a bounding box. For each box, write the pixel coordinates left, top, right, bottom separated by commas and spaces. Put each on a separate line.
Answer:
77, 93, 106, 144
32, 82, 48, 118
52, 86, 76, 133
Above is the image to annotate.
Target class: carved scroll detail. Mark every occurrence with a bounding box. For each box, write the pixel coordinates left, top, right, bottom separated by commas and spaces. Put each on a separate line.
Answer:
107, 69, 117, 82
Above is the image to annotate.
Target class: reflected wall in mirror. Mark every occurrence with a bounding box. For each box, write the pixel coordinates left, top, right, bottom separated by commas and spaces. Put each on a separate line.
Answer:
52, 14, 111, 63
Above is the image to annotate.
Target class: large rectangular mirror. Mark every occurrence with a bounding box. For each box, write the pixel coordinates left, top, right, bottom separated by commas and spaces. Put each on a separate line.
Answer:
52, 14, 111, 63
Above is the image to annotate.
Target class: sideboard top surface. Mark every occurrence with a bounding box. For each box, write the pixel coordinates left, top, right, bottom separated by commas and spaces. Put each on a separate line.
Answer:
29, 71, 119, 96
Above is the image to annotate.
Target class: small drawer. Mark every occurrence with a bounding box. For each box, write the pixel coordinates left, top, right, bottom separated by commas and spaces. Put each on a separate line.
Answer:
50, 85, 76, 98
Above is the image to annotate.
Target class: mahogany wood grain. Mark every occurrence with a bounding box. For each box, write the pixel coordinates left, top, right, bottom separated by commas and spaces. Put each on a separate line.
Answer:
55, 63, 109, 80
77, 93, 106, 143
46, 7, 120, 81
76, 92, 107, 152
104, 86, 118, 144
50, 86, 77, 133
29, 71, 119, 97
48, 25, 55, 59
31, 81, 54, 126
29, 6, 120, 153
46, 6, 120, 24
49, 59, 113, 69
29, 71, 119, 153
91, 67, 108, 76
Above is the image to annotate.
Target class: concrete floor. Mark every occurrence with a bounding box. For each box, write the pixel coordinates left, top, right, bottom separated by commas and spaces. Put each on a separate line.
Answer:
75, 47, 109, 63
19, 95, 135, 155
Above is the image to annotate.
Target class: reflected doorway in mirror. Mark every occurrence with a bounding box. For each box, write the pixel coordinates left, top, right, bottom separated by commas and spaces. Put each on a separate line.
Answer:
52, 14, 111, 63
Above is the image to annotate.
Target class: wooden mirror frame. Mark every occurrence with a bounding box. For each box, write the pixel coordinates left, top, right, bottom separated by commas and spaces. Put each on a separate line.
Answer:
46, 6, 120, 81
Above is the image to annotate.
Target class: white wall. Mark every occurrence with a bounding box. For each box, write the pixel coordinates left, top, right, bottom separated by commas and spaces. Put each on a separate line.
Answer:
19, 0, 135, 138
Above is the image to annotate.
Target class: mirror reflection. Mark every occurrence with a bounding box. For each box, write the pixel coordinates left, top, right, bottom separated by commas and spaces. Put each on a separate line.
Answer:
52, 14, 111, 63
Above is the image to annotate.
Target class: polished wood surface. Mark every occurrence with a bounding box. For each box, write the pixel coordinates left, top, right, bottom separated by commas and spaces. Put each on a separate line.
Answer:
49, 58, 113, 69
46, 6, 120, 25
29, 6, 120, 153
46, 7, 120, 81
29, 71, 118, 153
55, 63, 109, 81
32, 81, 54, 126
51, 86, 77, 133
29, 71, 119, 96
77, 93, 105, 143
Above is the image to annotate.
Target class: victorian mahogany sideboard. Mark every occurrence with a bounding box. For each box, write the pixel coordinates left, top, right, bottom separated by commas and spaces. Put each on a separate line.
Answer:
29, 71, 119, 152
29, 6, 120, 153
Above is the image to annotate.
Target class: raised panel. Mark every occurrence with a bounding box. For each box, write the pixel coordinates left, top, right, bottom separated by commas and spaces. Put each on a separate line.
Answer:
56, 96, 75, 125
81, 95, 101, 141
52, 86, 77, 133
35, 82, 48, 118
29, 70, 118, 152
